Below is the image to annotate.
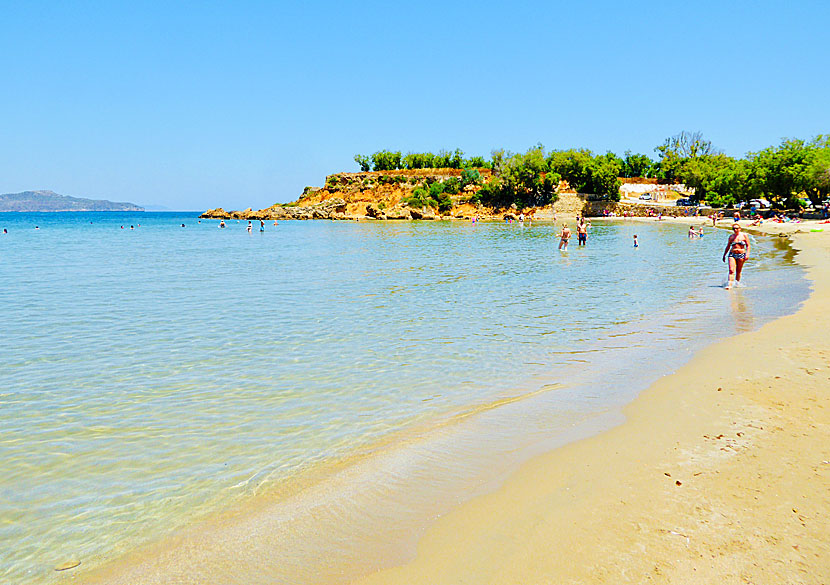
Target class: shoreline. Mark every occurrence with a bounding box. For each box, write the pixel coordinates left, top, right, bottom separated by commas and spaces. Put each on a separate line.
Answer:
347, 221, 830, 584
70, 218, 824, 583
68, 220, 825, 585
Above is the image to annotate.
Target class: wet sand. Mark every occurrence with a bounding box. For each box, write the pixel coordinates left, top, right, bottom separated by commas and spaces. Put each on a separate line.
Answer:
350, 221, 830, 585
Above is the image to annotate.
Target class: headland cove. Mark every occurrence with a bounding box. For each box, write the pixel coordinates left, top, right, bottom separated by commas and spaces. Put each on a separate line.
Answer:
5, 210, 827, 585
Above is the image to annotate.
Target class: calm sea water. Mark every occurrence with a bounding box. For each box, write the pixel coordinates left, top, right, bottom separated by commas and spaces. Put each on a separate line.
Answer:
0, 212, 807, 584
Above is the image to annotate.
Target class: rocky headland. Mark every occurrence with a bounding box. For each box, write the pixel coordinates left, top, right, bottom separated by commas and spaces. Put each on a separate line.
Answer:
200, 170, 700, 221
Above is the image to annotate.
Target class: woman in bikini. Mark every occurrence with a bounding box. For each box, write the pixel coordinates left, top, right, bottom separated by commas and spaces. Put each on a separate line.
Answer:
558, 224, 572, 250
722, 223, 750, 289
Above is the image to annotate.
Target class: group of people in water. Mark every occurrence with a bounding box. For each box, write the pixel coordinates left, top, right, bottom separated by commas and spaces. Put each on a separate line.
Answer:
550, 214, 750, 289
556, 216, 591, 250
218, 219, 278, 231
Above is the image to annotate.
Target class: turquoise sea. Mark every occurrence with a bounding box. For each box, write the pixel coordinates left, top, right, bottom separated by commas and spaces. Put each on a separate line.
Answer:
0, 212, 808, 584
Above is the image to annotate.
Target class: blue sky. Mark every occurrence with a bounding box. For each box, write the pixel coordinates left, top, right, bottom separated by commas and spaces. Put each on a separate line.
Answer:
2, 0, 827, 210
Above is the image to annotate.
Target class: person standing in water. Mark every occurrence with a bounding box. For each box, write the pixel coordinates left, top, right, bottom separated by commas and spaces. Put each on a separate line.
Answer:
722, 223, 750, 289
247, 221, 253, 233
577, 218, 588, 246
260, 219, 265, 232
633, 234, 639, 248
558, 224, 572, 250
219, 220, 226, 228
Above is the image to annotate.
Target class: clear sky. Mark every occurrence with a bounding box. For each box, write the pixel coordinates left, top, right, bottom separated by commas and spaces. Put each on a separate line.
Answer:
2, 0, 828, 210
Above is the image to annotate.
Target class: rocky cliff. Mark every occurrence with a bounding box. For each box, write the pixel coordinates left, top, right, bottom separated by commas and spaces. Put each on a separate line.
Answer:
200, 171, 691, 221
201, 169, 505, 221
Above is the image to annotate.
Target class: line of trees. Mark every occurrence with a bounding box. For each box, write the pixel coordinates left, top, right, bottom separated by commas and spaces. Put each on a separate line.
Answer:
354, 133, 830, 209
353, 149, 490, 172
654, 132, 830, 208
474, 146, 623, 208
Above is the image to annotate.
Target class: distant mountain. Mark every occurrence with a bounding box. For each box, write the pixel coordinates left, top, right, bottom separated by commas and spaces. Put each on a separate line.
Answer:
0, 190, 144, 212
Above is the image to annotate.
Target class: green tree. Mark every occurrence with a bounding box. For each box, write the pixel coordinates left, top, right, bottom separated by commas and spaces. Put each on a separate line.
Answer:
805, 135, 830, 205
589, 153, 622, 200
547, 149, 620, 200
746, 138, 816, 206
678, 154, 749, 205
654, 131, 719, 181
371, 150, 402, 171
547, 149, 593, 192
621, 151, 655, 178
354, 154, 370, 172
465, 155, 489, 168
479, 146, 560, 208
460, 167, 481, 189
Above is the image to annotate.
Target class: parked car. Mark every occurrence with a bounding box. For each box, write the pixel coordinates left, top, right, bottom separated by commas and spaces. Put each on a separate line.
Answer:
749, 198, 770, 208
675, 198, 692, 206
639, 193, 652, 201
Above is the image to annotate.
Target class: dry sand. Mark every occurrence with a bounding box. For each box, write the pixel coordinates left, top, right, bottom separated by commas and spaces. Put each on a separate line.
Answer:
351, 221, 830, 585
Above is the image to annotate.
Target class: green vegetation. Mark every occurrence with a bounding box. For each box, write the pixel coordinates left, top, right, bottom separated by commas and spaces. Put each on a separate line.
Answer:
353, 154, 370, 172
654, 132, 830, 207
547, 150, 622, 201
477, 146, 561, 208
354, 132, 830, 209
354, 149, 493, 171
621, 151, 656, 178
403, 178, 454, 213
460, 167, 482, 190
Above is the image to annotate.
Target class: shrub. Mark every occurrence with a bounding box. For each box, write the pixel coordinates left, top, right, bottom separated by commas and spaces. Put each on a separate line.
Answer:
442, 178, 460, 194
404, 188, 430, 208
354, 154, 370, 172
371, 150, 402, 171
436, 192, 453, 213
461, 167, 481, 188
428, 181, 445, 199
465, 156, 489, 168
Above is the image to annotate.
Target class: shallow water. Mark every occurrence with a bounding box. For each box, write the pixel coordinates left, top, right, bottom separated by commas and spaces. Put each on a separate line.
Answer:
0, 213, 807, 584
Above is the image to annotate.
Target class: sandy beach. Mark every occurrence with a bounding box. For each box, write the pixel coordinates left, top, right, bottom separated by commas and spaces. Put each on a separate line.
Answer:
349, 220, 830, 585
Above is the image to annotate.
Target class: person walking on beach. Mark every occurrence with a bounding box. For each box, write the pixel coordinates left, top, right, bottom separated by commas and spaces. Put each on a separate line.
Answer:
722, 223, 750, 289
558, 224, 572, 250
577, 218, 588, 246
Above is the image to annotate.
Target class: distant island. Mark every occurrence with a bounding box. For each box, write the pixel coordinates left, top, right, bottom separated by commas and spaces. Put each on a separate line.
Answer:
0, 190, 144, 212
